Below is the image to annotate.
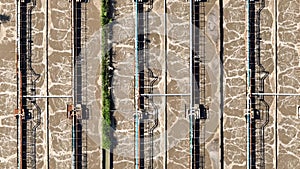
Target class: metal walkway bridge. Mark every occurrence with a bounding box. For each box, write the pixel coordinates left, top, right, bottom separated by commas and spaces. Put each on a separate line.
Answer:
67, 0, 89, 169
245, 0, 269, 168
15, 1, 41, 168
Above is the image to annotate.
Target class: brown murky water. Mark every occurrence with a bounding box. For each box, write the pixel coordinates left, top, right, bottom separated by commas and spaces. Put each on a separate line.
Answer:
0, 0, 300, 168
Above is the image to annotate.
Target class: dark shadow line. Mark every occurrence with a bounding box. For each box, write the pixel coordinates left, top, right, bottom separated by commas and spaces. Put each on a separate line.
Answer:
274, 0, 278, 168
219, 0, 224, 169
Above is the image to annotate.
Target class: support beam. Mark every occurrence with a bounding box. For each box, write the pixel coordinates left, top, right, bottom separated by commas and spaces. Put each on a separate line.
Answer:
23, 95, 72, 98
252, 93, 300, 96
140, 94, 190, 97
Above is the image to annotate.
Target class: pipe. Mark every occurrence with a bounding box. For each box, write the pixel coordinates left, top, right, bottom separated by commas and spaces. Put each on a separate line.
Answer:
141, 94, 190, 97
45, 0, 49, 167
163, 0, 167, 168
134, 0, 139, 168
72, 0, 75, 112
189, 0, 194, 168
16, 0, 22, 167
23, 95, 73, 98
253, 93, 300, 96
17, 114, 23, 169
246, 1, 251, 168
148, 100, 158, 169
246, 92, 251, 169
219, 0, 224, 168
31, 103, 41, 169
72, 1, 78, 168
274, 0, 278, 167
72, 113, 76, 168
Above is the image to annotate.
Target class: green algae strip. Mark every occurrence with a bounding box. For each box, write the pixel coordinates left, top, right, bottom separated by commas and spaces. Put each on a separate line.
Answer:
101, 0, 112, 150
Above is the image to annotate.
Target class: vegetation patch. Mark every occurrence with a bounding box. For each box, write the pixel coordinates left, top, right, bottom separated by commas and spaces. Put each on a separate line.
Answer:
101, 0, 112, 150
